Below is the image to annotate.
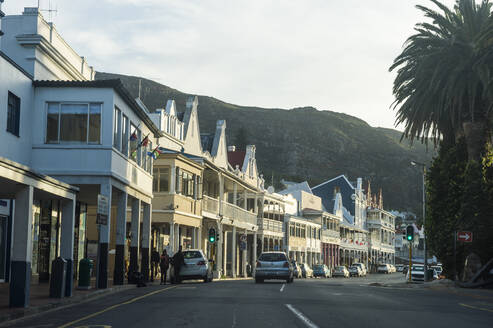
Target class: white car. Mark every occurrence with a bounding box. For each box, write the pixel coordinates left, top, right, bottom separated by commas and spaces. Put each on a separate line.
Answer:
171, 249, 213, 283
352, 263, 367, 276
406, 265, 425, 281
377, 264, 391, 274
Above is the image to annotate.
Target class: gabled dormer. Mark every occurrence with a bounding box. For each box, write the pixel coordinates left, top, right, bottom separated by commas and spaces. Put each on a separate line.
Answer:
182, 96, 203, 157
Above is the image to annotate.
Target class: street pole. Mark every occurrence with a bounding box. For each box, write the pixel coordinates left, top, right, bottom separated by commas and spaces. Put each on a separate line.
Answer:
408, 241, 412, 282
423, 166, 427, 281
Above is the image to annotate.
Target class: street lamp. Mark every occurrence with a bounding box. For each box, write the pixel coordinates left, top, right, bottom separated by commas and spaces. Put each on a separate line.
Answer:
411, 160, 427, 281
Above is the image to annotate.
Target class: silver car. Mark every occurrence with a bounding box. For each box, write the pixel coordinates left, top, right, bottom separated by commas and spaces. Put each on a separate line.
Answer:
255, 252, 294, 283
171, 249, 213, 283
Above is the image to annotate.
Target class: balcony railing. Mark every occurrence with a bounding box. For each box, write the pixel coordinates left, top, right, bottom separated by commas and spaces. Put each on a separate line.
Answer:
258, 218, 283, 233
223, 201, 257, 226
202, 195, 219, 214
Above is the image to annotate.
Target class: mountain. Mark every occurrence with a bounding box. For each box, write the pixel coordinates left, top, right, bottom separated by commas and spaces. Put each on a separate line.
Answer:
96, 72, 434, 213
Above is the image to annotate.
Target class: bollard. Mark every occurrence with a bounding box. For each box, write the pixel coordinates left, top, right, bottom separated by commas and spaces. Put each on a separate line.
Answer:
78, 258, 93, 290
50, 257, 67, 298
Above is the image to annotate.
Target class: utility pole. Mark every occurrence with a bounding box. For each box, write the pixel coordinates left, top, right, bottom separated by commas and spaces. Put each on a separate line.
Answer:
411, 161, 427, 280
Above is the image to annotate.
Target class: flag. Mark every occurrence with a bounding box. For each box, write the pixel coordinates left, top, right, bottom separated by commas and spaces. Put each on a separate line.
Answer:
140, 134, 149, 147
131, 149, 137, 159
130, 131, 138, 141
147, 146, 163, 160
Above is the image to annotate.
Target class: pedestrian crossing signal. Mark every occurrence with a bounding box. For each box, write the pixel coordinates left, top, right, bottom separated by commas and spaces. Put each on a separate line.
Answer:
209, 228, 216, 243
406, 225, 414, 242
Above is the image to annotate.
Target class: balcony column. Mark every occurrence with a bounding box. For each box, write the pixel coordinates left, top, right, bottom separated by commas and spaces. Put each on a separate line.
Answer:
219, 174, 224, 216
175, 223, 180, 250
243, 190, 247, 210
97, 181, 112, 289
141, 202, 152, 281
252, 232, 257, 272
233, 183, 237, 206
170, 164, 176, 194
60, 198, 76, 297
129, 198, 141, 278
242, 229, 247, 278
114, 191, 127, 285
10, 186, 34, 307
231, 226, 236, 278
169, 222, 175, 254
223, 230, 228, 276
254, 195, 258, 215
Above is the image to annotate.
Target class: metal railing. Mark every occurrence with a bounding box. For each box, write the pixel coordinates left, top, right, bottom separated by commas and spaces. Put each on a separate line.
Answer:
258, 218, 283, 233
202, 195, 219, 214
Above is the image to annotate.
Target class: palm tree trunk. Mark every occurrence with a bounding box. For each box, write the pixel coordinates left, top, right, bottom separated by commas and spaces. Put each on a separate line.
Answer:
463, 121, 486, 162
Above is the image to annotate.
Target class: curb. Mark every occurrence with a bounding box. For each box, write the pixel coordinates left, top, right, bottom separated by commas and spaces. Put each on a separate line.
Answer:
0, 284, 136, 326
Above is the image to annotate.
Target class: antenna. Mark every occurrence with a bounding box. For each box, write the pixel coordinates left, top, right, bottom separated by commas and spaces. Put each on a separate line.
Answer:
39, 0, 58, 23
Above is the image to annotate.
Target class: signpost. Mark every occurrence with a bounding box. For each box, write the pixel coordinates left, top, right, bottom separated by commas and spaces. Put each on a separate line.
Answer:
96, 194, 109, 225
457, 231, 473, 243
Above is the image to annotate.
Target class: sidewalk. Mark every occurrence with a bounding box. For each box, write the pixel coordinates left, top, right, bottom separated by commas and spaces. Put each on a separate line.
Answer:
0, 278, 136, 325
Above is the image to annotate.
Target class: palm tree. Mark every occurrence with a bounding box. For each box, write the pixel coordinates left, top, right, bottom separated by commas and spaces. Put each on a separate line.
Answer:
390, 0, 493, 161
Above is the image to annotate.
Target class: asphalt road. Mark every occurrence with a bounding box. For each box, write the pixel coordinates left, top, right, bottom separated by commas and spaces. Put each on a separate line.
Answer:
5, 274, 493, 328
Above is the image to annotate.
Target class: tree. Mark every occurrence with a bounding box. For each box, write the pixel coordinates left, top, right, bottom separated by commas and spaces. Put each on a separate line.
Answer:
390, 0, 493, 162
234, 126, 249, 151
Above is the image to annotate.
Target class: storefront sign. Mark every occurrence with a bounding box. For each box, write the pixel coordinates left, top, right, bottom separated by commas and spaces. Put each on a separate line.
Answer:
96, 194, 109, 225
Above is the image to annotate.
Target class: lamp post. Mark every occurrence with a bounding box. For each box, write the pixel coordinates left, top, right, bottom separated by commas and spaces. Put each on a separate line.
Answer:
411, 160, 427, 281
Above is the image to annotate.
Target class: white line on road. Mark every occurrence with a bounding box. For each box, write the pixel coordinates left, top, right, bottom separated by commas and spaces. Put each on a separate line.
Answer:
280, 284, 285, 292
285, 304, 319, 328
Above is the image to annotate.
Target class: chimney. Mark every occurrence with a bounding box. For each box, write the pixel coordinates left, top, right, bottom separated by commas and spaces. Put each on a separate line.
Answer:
228, 145, 236, 152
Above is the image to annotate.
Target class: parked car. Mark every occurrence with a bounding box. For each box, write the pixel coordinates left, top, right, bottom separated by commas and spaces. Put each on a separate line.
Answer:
313, 264, 331, 278
431, 265, 443, 276
255, 251, 294, 283
291, 260, 302, 278
348, 265, 363, 277
333, 266, 350, 278
377, 264, 391, 274
352, 263, 367, 276
170, 249, 213, 283
389, 264, 396, 273
406, 265, 425, 281
300, 263, 313, 278
396, 264, 404, 272
403, 265, 409, 275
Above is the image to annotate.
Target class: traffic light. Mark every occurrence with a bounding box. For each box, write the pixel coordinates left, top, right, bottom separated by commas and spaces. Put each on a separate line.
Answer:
208, 227, 216, 243
406, 225, 414, 242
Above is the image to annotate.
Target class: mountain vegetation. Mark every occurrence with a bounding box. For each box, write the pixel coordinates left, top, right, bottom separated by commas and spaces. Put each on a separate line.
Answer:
96, 72, 433, 214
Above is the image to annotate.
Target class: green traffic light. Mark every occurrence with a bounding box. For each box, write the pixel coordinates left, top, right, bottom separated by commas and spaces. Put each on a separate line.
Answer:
209, 236, 215, 243
407, 235, 412, 241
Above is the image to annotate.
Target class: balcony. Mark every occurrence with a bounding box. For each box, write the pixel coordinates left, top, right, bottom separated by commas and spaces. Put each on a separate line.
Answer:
222, 201, 257, 226
202, 195, 219, 215
258, 218, 283, 234
321, 229, 340, 243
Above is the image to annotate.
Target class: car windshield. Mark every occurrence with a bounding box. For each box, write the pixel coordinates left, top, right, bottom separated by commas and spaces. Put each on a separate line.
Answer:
413, 266, 424, 271
183, 251, 202, 259
335, 266, 344, 271
258, 253, 287, 262
313, 265, 323, 269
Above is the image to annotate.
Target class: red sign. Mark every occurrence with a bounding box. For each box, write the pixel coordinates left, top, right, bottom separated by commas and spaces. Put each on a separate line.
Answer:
457, 231, 473, 243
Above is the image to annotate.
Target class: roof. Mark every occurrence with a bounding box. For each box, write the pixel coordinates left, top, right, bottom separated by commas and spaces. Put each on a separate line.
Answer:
33, 79, 161, 136
200, 134, 214, 153
312, 175, 355, 216
228, 150, 246, 169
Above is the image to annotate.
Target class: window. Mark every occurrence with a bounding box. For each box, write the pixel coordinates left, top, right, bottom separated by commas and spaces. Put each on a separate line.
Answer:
129, 123, 140, 164
122, 115, 129, 156
152, 167, 170, 193
290, 223, 295, 237
179, 170, 195, 197
7, 92, 20, 136
46, 102, 101, 144
113, 107, 121, 150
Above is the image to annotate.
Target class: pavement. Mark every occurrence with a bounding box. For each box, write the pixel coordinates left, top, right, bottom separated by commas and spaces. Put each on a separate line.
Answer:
3, 274, 493, 328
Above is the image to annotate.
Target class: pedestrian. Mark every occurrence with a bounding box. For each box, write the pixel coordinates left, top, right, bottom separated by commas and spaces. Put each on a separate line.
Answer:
172, 246, 186, 283
160, 249, 170, 285
151, 247, 160, 282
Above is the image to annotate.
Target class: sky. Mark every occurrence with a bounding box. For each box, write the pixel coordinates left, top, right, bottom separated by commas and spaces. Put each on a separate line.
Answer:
3, 0, 457, 130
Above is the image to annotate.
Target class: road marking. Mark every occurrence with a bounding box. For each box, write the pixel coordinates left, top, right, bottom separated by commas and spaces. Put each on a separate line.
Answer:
232, 307, 237, 328
280, 284, 285, 292
285, 304, 319, 328
459, 303, 493, 313
58, 286, 177, 328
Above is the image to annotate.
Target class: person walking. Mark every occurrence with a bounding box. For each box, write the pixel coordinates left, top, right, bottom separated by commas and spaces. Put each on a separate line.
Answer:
172, 246, 185, 284
151, 247, 160, 282
160, 249, 170, 285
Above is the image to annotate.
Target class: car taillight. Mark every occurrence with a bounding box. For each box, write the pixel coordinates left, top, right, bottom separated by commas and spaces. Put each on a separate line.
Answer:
283, 262, 289, 268
256, 261, 261, 268
197, 260, 206, 266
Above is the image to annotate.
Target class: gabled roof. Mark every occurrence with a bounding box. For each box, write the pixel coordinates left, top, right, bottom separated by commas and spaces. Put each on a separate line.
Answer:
33, 79, 162, 136
200, 134, 214, 153
312, 175, 356, 217
228, 150, 246, 169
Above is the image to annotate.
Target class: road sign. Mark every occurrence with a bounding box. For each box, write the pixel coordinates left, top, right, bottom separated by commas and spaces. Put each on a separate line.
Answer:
96, 194, 109, 225
240, 234, 247, 242
457, 231, 473, 243
240, 241, 247, 251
